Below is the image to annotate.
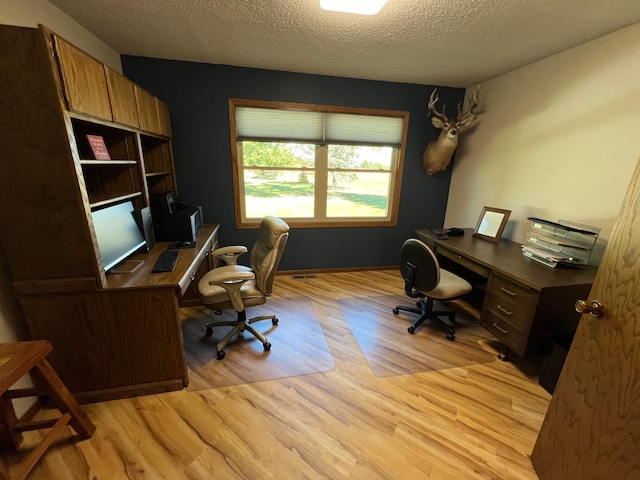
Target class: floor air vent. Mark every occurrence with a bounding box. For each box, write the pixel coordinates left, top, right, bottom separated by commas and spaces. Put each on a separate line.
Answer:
292, 274, 317, 280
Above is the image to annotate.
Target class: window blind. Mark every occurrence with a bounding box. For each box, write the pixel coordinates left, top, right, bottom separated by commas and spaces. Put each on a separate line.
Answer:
236, 106, 404, 147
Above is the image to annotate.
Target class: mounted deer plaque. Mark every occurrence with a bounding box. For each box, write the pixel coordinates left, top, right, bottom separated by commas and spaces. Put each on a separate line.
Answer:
422, 86, 479, 176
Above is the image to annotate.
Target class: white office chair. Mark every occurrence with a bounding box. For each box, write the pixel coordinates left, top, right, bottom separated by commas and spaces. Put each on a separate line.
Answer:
197, 216, 290, 359
393, 238, 472, 340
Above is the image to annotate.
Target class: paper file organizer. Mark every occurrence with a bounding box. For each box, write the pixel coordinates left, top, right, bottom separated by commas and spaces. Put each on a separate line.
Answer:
522, 217, 600, 268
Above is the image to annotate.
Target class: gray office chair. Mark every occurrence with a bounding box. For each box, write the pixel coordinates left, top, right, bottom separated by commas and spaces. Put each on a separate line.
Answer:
393, 238, 472, 340
198, 216, 290, 359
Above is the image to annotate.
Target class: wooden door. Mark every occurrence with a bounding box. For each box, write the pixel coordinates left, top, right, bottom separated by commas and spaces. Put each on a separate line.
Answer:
530, 155, 640, 479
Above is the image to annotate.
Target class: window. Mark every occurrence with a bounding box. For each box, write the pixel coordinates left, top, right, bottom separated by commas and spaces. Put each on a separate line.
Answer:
229, 99, 409, 228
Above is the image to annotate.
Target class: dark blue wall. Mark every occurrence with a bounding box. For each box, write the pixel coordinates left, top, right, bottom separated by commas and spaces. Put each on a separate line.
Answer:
121, 56, 464, 271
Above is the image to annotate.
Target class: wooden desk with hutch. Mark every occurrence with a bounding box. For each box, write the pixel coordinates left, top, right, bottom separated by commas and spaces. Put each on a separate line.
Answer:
415, 229, 598, 358
0, 24, 219, 403
14, 225, 219, 404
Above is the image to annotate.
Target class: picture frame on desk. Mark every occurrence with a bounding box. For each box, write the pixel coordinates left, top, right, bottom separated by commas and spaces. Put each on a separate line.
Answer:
473, 206, 511, 243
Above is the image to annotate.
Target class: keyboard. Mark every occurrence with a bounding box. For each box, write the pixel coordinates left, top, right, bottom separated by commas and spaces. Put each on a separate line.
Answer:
152, 249, 179, 273
426, 229, 448, 240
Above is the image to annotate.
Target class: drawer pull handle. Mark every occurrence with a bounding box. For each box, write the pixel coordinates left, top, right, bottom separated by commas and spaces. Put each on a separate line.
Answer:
190, 274, 196, 281
500, 287, 518, 297
493, 323, 509, 334
497, 305, 513, 316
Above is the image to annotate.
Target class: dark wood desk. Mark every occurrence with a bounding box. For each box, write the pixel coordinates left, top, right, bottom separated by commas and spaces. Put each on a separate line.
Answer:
416, 228, 598, 358
16, 225, 219, 403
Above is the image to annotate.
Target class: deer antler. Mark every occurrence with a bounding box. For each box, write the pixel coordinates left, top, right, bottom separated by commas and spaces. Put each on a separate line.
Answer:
428, 89, 448, 121
422, 86, 480, 176
456, 86, 479, 124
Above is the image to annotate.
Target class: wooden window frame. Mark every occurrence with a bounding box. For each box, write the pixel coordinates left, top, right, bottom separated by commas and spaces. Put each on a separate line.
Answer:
229, 98, 409, 228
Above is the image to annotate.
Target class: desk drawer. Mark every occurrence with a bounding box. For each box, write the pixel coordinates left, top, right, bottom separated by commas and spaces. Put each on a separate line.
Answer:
189, 242, 210, 278
484, 294, 531, 332
179, 237, 213, 300
489, 274, 538, 312
436, 245, 490, 278
481, 310, 527, 356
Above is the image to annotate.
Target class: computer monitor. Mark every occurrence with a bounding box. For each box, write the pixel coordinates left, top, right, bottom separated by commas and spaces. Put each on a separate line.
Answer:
91, 201, 146, 271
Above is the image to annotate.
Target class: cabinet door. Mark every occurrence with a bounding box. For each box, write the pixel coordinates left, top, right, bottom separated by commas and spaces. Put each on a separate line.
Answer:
54, 36, 113, 121
106, 68, 139, 128
135, 85, 161, 134
157, 98, 172, 137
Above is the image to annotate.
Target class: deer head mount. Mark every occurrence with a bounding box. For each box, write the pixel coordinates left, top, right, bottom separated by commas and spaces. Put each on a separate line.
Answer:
422, 86, 479, 176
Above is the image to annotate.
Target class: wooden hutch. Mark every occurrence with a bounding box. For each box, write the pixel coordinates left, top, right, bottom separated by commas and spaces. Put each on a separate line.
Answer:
0, 24, 218, 403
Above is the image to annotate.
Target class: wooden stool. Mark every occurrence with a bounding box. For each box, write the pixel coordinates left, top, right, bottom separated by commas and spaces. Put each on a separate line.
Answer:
0, 341, 95, 480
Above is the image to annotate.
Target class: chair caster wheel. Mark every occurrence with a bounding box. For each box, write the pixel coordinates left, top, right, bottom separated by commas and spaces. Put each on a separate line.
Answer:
408, 326, 416, 334
393, 308, 399, 314
272, 317, 279, 325
205, 327, 213, 337
216, 350, 225, 360
446, 333, 455, 341
264, 342, 271, 351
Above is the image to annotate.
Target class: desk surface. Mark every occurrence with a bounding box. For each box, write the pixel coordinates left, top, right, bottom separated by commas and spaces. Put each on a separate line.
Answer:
105, 224, 219, 290
416, 228, 598, 291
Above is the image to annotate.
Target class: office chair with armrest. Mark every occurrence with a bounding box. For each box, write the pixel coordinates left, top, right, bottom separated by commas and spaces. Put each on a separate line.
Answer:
198, 216, 290, 359
393, 238, 472, 341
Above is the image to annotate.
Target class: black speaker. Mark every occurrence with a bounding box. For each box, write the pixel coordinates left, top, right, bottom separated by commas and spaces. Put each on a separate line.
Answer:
134, 206, 155, 252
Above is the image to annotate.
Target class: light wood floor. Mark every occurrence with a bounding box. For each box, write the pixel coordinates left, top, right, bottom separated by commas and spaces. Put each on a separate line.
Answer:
11, 270, 550, 479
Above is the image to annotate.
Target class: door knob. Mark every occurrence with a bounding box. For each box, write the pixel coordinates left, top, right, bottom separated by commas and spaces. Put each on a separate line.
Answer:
575, 299, 604, 318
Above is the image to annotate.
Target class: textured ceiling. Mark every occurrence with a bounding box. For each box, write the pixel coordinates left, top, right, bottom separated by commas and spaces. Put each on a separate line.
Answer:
48, 0, 640, 87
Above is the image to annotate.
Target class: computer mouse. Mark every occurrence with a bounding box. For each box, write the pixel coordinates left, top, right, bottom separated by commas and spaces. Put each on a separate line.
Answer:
179, 241, 192, 247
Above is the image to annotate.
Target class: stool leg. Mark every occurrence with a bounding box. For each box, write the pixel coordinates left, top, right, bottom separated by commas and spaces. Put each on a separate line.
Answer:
0, 394, 22, 450
12, 413, 71, 480
31, 359, 95, 438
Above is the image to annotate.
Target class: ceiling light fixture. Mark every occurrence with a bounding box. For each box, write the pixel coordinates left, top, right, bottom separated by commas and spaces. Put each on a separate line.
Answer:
320, 0, 388, 15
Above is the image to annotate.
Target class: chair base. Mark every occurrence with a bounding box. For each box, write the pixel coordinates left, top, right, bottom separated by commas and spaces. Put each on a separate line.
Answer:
205, 310, 278, 359
393, 298, 456, 341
